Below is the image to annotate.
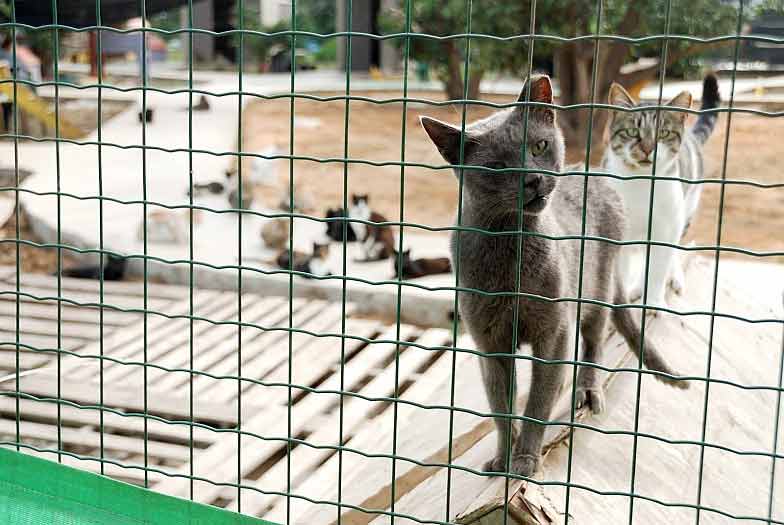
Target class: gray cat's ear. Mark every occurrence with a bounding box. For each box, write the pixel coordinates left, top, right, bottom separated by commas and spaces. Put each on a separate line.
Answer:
608, 83, 635, 109
420, 116, 476, 165
667, 90, 692, 121
518, 75, 554, 123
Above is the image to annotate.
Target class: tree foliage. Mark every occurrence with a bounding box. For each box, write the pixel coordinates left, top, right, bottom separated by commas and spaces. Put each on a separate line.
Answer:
381, 0, 740, 151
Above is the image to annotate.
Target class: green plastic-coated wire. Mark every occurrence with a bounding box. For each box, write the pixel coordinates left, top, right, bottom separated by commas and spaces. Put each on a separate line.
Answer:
564, 0, 604, 521
95, 0, 105, 477
338, 1, 352, 523
1, 3, 782, 525
445, 0, 474, 522
627, 0, 675, 521
695, 2, 746, 524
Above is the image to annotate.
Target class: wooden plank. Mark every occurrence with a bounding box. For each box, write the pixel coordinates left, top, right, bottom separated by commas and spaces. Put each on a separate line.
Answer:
374, 335, 636, 525
152, 296, 293, 394
0, 269, 190, 300
101, 293, 244, 384
0, 298, 141, 326
0, 351, 50, 372
446, 255, 783, 524
0, 417, 193, 462
0, 267, 17, 281
147, 296, 294, 395
0, 315, 103, 340
3, 374, 269, 425
5, 282, 173, 312
63, 290, 229, 381
205, 301, 358, 403
0, 396, 219, 446
152, 320, 407, 502
0, 331, 86, 352
265, 334, 476, 524
233, 328, 452, 516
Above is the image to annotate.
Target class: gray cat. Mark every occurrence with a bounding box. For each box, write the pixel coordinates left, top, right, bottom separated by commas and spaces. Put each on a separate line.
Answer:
421, 75, 687, 477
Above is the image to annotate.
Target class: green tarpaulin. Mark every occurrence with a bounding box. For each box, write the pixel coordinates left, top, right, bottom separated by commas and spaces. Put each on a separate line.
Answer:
0, 447, 276, 525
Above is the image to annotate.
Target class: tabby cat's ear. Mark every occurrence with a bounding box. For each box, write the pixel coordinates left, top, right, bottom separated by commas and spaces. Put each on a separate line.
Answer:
667, 90, 692, 121
518, 75, 554, 123
420, 116, 477, 166
608, 83, 635, 109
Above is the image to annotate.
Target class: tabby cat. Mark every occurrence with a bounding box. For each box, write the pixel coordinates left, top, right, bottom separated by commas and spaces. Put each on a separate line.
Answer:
603, 74, 720, 311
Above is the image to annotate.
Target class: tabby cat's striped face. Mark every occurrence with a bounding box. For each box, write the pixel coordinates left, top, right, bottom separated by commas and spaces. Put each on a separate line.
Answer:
607, 84, 692, 172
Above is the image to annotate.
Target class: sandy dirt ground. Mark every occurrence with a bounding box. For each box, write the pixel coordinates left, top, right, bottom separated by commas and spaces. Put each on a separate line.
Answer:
242, 90, 783, 264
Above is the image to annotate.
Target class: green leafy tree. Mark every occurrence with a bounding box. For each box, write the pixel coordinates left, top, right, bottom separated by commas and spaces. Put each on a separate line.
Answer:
382, 0, 739, 152
382, 2, 529, 100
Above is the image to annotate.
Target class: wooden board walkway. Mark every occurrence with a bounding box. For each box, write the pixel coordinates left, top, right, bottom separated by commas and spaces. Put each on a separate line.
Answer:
0, 256, 781, 524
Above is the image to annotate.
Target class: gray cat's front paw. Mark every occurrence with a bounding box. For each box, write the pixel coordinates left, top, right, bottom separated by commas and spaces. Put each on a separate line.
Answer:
575, 386, 605, 415
483, 456, 507, 474
511, 453, 540, 477
483, 453, 540, 478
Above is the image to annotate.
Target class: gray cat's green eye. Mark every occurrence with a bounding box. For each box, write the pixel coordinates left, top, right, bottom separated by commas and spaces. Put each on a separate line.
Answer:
658, 129, 671, 139
531, 139, 548, 156
624, 128, 640, 138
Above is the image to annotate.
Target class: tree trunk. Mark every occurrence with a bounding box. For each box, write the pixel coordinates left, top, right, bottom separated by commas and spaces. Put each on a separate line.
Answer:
555, 42, 614, 163
467, 69, 484, 100
442, 40, 484, 101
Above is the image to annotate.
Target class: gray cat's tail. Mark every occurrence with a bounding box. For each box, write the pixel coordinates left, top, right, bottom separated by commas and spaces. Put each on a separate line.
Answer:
611, 287, 689, 389
691, 73, 720, 145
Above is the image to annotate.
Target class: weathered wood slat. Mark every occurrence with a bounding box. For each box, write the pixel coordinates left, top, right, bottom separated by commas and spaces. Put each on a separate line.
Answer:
4, 283, 174, 311
233, 328, 452, 516
153, 297, 295, 394
369, 327, 636, 525
0, 417, 193, 462
3, 374, 268, 425
0, 351, 50, 372
64, 290, 229, 381
178, 297, 312, 399
266, 334, 477, 524
114, 296, 258, 388
0, 268, 190, 299
0, 298, 141, 326
102, 293, 243, 384
0, 315, 105, 340
152, 321, 412, 502
0, 397, 218, 445
0, 330, 85, 352
205, 301, 359, 403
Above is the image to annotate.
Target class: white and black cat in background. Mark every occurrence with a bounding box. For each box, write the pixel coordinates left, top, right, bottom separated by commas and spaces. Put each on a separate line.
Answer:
348, 194, 396, 262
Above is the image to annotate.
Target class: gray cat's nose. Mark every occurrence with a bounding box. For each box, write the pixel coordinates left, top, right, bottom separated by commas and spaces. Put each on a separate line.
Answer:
524, 173, 545, 196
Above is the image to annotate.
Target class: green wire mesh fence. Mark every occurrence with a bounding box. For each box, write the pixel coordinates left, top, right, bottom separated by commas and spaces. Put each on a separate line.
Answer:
0, 0, 783, 524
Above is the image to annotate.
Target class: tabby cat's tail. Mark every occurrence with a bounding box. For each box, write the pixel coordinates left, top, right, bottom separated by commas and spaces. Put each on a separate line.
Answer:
692, 73, 720, 145
611, 285, 689, 389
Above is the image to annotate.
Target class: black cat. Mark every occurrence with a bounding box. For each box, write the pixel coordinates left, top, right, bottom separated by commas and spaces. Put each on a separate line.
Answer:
325, 208, 357, 242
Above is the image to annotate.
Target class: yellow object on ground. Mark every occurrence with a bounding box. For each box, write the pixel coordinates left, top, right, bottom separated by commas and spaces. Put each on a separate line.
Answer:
0, 65, 83, 139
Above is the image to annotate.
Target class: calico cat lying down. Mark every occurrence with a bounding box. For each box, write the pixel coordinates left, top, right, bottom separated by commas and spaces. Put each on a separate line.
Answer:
276, 242, 331, 278
392, 249, 451, 280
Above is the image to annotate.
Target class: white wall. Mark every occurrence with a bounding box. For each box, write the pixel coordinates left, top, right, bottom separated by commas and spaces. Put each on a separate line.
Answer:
259, 0, 292, 27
